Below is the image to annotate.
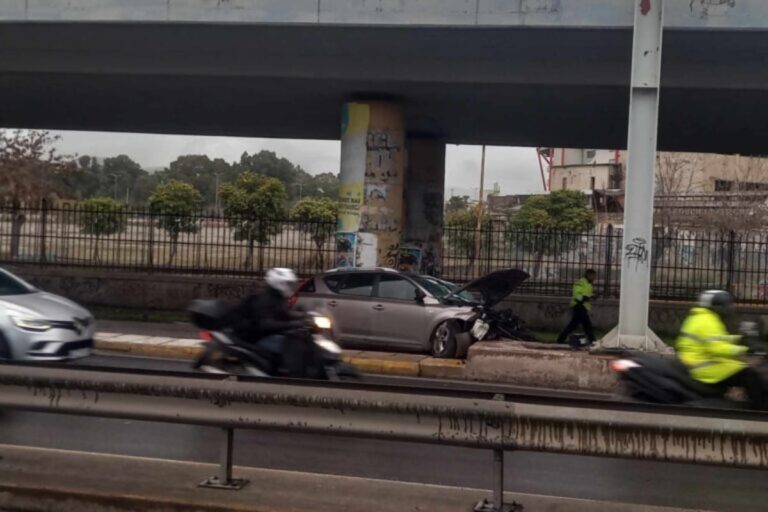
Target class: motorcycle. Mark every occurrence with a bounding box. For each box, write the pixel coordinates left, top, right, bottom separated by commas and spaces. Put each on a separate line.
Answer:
611, 322, 768, 409
188, 299, 360, 381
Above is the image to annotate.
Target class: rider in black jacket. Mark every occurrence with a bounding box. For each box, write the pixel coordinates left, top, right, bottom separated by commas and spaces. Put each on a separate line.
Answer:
235, 268, 309, 376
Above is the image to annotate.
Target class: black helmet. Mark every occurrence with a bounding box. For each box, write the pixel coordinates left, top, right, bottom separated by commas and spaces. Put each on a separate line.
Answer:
697, 290, 734, 317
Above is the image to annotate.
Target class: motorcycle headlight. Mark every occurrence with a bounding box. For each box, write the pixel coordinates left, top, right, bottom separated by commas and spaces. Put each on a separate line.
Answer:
313, 316, 332, 330
11, 316, 52, 332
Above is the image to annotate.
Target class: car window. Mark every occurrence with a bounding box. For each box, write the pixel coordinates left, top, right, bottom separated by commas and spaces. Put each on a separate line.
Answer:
377, 274, 418, 301
323, 274, 345, 292
337, 273, 375, 297
0, 271, 33, 296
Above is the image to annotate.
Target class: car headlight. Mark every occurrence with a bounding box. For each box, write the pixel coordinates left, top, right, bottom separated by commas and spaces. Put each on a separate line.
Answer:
313, 316, 332, 330
11, 316, 52, 332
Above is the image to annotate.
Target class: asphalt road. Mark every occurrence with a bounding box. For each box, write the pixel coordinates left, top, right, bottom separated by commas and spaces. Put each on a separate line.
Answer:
0, 353, 765, 511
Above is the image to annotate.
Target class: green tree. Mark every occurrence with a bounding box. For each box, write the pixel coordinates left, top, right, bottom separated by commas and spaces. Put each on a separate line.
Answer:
157, 155, 234, 207
445, 195, 471, 215
445, 208, 490, 264
219, 172, 287, 270
510, 190, 595, 277
102, 155, 147, 204
292, 197, 339, 269
78, 197, 127, 262
149, 180, 203, 265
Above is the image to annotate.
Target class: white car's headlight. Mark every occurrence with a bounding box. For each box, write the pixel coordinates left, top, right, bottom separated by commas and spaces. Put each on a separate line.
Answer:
11, 316, 52, 332
313, 316, 332, 330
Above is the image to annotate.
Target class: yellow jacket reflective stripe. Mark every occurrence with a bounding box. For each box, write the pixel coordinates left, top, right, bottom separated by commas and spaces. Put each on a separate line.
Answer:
570, 277, 593, 311
675, 307, 747, 384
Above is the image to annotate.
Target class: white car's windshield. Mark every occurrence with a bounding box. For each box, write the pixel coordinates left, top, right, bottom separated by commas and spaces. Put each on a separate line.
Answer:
0, 271, 34, 296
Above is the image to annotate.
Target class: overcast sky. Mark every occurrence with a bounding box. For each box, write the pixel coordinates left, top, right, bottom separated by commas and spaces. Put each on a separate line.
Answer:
49, 130, 545, 198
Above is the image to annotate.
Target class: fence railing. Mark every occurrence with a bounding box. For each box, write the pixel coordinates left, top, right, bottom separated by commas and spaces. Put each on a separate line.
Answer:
2, 204, 768, 303
1, 362, 766, 511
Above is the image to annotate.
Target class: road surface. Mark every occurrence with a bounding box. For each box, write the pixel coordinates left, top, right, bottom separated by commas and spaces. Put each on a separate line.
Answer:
0, 353, 764, 511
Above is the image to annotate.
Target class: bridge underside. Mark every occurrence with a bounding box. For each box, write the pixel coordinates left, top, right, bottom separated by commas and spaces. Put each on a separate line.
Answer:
1, 23, 768, 154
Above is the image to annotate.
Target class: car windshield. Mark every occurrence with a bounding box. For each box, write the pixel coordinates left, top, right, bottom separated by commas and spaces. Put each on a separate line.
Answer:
411, 276, 477, 304
0, 271, 33, 296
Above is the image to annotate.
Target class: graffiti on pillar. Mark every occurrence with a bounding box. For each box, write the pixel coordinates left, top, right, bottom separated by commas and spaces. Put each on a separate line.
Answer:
336, 232, 357, 268
398, 245, 422, 272
366, 131, 401, 182
625, 237, 649, 270
689, 0, 736, 18
360, 213, 400, 233
383, 243, 401, 268
365, 184, 388, 203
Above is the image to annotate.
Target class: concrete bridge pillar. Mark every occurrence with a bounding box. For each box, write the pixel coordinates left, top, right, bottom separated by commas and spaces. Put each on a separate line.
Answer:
401, 137, 445, 275
337, 101, 406, 268
336, 102, 445, 272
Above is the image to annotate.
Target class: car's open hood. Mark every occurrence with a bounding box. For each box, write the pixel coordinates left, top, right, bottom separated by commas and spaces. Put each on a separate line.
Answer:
449, 269, 530, 308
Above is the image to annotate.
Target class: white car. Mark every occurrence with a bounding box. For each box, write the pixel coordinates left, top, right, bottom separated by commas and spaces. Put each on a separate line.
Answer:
0, 268, 95, 361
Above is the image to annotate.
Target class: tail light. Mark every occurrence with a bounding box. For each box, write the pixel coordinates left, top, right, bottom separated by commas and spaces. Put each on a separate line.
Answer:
610, 359, 640, 373
200, 330, 213, 342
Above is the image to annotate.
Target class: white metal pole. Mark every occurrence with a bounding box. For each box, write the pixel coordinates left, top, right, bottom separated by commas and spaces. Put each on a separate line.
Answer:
614, 0, 665, 351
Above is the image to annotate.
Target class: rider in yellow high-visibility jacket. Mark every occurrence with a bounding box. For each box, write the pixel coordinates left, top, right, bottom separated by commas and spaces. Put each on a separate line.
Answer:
676, 290, 765, 408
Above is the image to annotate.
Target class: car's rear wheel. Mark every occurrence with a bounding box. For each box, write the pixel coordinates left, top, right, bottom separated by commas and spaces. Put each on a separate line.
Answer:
431, 321, 458, 358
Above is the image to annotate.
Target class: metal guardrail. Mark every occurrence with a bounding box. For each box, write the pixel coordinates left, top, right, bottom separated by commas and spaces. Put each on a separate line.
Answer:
1, 364, 768, 511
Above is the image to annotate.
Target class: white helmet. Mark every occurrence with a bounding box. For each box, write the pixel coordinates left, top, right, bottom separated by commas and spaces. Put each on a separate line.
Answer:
265, 268, 298, 298
697, 289, 734, 317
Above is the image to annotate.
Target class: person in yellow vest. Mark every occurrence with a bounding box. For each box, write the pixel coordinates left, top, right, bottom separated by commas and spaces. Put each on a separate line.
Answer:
557, 269, 597, 348
676, 290, 766, 408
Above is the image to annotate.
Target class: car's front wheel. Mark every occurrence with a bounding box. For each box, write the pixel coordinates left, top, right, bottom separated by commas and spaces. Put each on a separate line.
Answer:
431, 321, 458, 358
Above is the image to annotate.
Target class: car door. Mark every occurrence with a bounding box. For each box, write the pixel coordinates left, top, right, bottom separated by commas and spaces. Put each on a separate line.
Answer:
369, 274, 428, 350
326, 272, 377, 346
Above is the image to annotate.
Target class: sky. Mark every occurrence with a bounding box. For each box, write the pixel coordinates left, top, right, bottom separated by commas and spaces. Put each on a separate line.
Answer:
48, 130, 545, 198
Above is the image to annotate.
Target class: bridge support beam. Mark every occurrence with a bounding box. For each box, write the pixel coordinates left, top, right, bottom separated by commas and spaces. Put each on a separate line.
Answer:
597, 0, 669, 352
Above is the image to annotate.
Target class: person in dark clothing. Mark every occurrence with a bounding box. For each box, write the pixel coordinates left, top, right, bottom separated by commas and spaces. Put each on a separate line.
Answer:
234, 268, 310, 377
557, 269, 597, 349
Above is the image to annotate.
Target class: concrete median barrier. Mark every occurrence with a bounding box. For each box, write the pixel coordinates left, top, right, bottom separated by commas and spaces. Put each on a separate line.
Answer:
94, 333, 617, 391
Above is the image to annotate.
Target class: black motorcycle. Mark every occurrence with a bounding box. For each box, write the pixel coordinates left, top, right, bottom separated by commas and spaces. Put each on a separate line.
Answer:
611, 326, 768, 409
188, 299, 360, 381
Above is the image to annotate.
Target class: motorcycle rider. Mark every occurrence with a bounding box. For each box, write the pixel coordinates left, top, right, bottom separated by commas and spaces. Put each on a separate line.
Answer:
676, 290, 767, 409
234, 267, 311, 377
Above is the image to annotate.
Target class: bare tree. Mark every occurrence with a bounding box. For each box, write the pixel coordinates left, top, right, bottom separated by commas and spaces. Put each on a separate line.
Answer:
0, 129, 76, 258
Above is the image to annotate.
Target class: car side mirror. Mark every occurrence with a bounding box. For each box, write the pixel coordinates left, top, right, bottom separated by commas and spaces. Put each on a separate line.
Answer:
414, 289, 426, 304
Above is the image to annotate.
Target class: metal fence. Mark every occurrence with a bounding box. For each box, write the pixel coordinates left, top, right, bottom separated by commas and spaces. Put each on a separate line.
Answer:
3, 204, 768, 303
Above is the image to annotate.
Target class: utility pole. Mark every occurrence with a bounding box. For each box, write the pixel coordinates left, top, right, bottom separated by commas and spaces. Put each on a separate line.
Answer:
214, 172, 221, 212
474, 145, 486, 270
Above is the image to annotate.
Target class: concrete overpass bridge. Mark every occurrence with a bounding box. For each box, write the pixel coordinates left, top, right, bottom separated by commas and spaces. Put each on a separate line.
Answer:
0, 0, 767, 153
2, 0, 768, 350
